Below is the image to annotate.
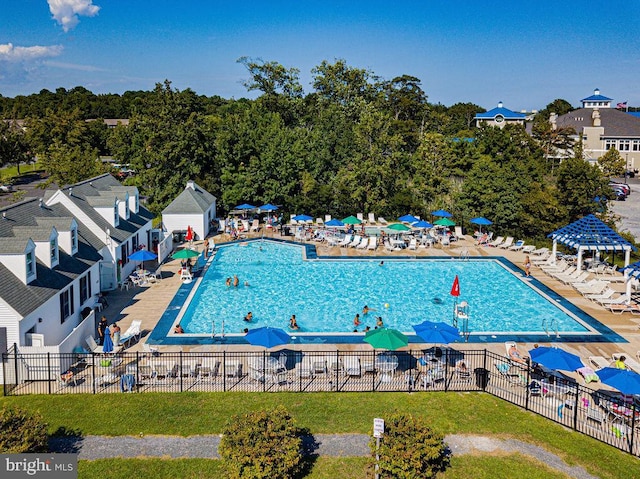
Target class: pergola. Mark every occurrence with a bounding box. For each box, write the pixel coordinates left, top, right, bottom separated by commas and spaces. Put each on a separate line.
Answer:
548, 214, 636, 273
623, 261, 640, 302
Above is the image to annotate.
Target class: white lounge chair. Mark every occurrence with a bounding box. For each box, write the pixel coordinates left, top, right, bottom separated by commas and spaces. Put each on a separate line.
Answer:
531, 247, 549, 256
598, 294, 629, 306
557, 271, 589, 285
488, 236, 504, 247
607, 302, 640, 315
368, 213, 376, 224
378, 217, 388, 225
249, 219, 260, 232
338, 234, 352, 247
119, 320, 142, 347
344, 357, 361, 376
348, 235, 362, 248
585, 288, 616, 303
588, 356, 611, 370
356, 237, 369, 249
521, 245, 536, 254
324, 214, 332, 223
498, 237, 514, 249
407, 238, 417, 250
357, 213, 365, 223
509, 240, 525, 251
315, 218, 324, 226
367, 237, 378, 250
86, 335, 122, 354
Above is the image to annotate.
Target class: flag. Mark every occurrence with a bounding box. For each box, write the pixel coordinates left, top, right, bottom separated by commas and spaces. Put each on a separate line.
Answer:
617, 102, 628, 109
450, 275, 460, 297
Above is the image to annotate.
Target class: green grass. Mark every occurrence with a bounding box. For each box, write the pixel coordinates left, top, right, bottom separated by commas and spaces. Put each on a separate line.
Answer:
0, 162, 43, 181
2, 392, 639, 479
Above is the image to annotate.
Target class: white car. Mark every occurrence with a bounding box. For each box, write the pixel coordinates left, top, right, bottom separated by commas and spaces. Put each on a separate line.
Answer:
0, 184, 13, 193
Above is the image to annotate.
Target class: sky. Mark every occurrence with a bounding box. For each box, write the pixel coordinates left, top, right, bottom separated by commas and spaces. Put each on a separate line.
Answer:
1, 0, 639, 110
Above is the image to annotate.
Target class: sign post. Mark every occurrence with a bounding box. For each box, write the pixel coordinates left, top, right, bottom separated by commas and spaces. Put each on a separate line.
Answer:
373, 418, 384, 479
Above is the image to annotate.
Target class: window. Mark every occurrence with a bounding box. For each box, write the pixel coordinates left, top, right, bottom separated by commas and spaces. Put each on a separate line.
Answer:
26, 251, 35, 277
114, 204, 119, 226
619, 140, 630, 151
134, 194, 139, 213
605, 140, 615, 151
50, 238, 58, 262
71, 227, 78, 253
59, 286, 74, 323
79, 272, 92, 304
632, 140, 640, 151
121, 242, 129, 265
132, 234, 138, 252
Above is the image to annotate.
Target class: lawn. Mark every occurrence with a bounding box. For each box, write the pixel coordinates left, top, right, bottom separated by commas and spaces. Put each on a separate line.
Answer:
2, 392, 638, 479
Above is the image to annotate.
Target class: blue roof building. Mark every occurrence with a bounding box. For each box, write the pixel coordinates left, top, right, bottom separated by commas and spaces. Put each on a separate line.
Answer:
581, 88, 612, 109
474, 101, 527, 129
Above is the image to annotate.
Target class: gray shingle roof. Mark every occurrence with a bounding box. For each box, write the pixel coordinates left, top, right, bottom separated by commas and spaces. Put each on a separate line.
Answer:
556, 108, 640, 138
0, 198, 103, 317
162, 181, 216, 215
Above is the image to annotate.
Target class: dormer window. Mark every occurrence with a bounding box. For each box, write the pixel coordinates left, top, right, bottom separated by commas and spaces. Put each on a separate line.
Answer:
26, 251, 35, 277
134, 194, 139, 213
50, 239, 58, 261
114, 204, 120, 227
71, 227, 78, 254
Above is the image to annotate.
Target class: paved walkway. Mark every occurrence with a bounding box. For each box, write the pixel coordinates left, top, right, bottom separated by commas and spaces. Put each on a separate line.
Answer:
49, 433, 598, 479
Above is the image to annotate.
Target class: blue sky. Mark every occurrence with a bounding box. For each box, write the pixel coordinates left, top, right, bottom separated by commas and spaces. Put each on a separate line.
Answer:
1, 1, 639, 110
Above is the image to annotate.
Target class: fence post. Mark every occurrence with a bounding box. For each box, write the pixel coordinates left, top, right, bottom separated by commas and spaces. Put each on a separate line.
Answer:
179, 350, 183, 392
444, 349, 449, 392
335, 351, 339, 392
91, 353, 96, 394
482, 349, 487, 392
372, 350, 376, 392
135, 351, 140, 392
47, 352, 52, 395
572, 385, 580, 431
262, 350, 266, 393
630, 405, 636, 454
223, 351, 227, 392
524, 358, 531, 411
13, 344, 20, 396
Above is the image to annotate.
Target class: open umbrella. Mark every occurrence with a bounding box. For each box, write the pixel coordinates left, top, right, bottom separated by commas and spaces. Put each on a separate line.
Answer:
364, 328, 408, 350
235, 203, 256, 210
529, 346, 584, 371
341, 215, 362, 225
245, 326, 290, 349
398, 214, 419, 223
470, 217, 493, 226
434, 218, 456, 227
259, 203, 278, 212
102, 330, 114, 353
292, 214, 313, 222
432, 210, 452, 218
128, 249, 157, 271
413, 320, 460, 344
387, 223, 412, 232
597, 367, 640, 395
171, 248, 200, 260
412, 220, 433, 229
325, 218, 345, 227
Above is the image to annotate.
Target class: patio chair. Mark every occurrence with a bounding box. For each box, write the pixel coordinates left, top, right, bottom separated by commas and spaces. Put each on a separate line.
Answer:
367, 237, 378, 250
522, 245, 536, 254
407, 238, 417, 250
324, 214, 332, 223
494, 362, 527, 386
612, 353, 640, 372
378, 217, 388, 225
118, 320, 142, 347
356, 237, 369, 249
344, 356, 361, 376
338, 235, 353, 247
348, 235, 362, 247
498, 237, 514, 249
422, 365, 446, 389
488, 236, 504, 247
588, 356, 611, 370
368, 213, 376, 224
357, 213, 365, 223
509, 240, 525, 251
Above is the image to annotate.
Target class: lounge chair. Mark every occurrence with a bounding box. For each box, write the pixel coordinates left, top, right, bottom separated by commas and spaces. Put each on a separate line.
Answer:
531, 247, 549, 256
378, 217, 388, 225
250, 219, 260, 232
505, 341, 528, 368
315, 218, 324, 226
575, 280, 609, 295
338, 235, 352, 247
588, 356, 611, 370
119, 320, 142, 347
521, 245, 536, 254
494, 362, 527, 386
357, 213, 365, 223
585, 288, 616, 303
86, 335, 123, 354
498, 237, 514, 249
368, 213, 376, 224
509, 240, 525, 251
557, 271, 590, 285
367, 237, 378, 250
488, 236, 504, 247
407, 238, 417, 250
344, 356, 361, 376
356, 237, 369, 249
598, 294, 629, 306
348, 235, 362, 248
324, 214, 332, 223
180, 268, 193, 282
608, 302, 640, 315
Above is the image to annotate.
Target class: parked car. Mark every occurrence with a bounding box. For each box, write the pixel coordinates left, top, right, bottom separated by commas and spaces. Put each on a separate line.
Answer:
0, 184, 13, 193
610, 181, 631, 196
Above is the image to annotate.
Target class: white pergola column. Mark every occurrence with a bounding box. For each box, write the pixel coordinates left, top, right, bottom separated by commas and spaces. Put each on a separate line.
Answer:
624, 248, 632, 303
551, 240, 557, 265
576, 247, 584, 271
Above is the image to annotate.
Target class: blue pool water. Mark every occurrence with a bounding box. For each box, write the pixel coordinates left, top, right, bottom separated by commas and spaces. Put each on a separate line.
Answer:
177, 240, 593, 338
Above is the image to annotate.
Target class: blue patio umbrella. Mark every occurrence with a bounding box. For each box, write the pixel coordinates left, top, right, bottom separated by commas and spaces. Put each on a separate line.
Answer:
325, 218, 345, 227
128, 249, 157, 270
235, 203, 256, 210
470, 217, 493, 226
292, 214, 313, 222
412, 220, 433, 229
245, 326, 290, 349
102, 331, 114, 353
529, 346, 584, 371
431, 210, 452, 218
412, 320, 460, 344
259, 203, 278, 212
597, 367, 640, 395
398, 214, 419, 223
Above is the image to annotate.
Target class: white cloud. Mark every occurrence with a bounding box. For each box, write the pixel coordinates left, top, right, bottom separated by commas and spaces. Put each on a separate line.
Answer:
0, 43, 63, 62
44, 60, 105, 72
48, 0, 100, 32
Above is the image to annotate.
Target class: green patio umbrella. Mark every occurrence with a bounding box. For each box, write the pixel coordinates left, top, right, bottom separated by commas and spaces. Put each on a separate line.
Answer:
434, 218, 456, 227
341, 215, 362, 225
364, 328, 409, 351
387, 223, 412, 232
171, 248, 201, 260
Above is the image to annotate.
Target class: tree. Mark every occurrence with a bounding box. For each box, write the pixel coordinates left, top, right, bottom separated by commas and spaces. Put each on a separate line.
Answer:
0, 120, 31, 174
311, 59, 380, 107
598, 147, 625, 178
556, 156, 610, 221
237, 57, 303, 98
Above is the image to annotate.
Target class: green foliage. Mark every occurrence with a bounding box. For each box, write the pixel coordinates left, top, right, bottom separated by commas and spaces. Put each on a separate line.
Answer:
598, 148, 626, 177
0, 406, 49, 453
556, 156, 610, 221
219, 405, 303, 479
370, 413, 448, 479
0, 120, 31, 173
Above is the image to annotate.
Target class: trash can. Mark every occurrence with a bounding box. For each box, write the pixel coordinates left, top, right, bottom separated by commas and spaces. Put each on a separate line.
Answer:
474, 367, 489, 389
282, 226, 291, 236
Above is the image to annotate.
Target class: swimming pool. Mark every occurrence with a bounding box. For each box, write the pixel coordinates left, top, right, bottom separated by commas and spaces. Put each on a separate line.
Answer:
156, 239, 620, 344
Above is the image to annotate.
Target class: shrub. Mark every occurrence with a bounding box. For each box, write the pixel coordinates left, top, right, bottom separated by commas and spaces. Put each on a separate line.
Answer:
369, 413, 448, 478
0, 407, 49, 453
219, 405, 303, 479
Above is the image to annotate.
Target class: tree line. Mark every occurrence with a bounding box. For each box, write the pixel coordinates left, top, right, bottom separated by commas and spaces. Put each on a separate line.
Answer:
0, 59, 625, 242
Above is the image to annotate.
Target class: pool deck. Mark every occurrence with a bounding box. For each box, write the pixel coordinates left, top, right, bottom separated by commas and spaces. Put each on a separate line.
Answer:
101, 231, 640, 367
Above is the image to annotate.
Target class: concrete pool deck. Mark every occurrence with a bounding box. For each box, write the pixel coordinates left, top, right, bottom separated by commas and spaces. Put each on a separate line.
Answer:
99, 231, 640, 366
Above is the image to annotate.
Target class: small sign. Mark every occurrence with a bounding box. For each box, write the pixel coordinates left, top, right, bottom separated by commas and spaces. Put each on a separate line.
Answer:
373, 418, 385, 438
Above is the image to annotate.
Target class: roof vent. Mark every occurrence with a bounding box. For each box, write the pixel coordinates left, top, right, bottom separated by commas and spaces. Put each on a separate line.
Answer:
187, 180, 195, 190
497, 101, 503, 108
2, 212, 6, 220
39, 198, 44, 208
68, 187, 73, 196
89, 181, 93, 187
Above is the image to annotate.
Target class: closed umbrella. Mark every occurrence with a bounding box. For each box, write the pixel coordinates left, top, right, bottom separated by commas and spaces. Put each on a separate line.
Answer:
432, 210, 452, 218
413, 320, 460, 344
434, 218, 456, 227
341, 215, 362, 225
398, 214, 419, 223
245, 326, 290, 349
364, 328, 408, 351
128, 249, 157, 271
102, 330, 114, 353
185, 225, 194, 242
171, 248, 200, 260
597, 367, 640, 395
529, 346, 584, 371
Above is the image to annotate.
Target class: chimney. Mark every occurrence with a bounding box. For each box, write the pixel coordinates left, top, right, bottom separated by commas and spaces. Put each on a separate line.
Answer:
39, 198, 44, 208
549, 113, 557, 130
187, 180, 195, 190
68, 187, 73, 197
592, 108, 601, 127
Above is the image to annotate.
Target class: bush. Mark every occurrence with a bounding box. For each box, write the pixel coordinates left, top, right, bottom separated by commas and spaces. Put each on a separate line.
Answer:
219, 405, 303, 479
0, 407, 49, 453
369, 413, 448, 479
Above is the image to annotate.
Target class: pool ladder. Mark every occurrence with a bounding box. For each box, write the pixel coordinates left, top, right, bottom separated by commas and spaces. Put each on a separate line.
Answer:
542, 318, 559, 338
460, 248, 470, 261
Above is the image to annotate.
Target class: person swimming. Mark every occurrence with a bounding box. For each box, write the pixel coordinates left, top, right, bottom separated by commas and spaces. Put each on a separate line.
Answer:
289, 314, 300, 330
376, 316, 384, 327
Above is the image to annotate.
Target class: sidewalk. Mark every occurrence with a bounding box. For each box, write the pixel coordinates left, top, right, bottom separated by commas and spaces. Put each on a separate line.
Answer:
49, 433, 598, 479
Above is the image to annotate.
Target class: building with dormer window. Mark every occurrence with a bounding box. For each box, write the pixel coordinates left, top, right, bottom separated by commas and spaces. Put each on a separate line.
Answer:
474, 101, 527, 129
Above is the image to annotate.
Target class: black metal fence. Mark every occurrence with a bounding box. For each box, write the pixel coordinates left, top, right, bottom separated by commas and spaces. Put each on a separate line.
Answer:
2, 347, 638, 456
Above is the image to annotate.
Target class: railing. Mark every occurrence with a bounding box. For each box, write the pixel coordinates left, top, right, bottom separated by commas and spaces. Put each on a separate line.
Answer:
2, 348, 638, 456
